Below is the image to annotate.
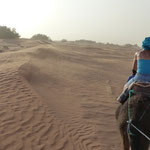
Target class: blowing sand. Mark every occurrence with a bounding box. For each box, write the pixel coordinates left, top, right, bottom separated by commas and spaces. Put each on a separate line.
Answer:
0, 39, 138, 150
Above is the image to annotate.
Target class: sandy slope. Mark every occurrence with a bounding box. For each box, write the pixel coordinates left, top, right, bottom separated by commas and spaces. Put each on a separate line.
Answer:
0, 40, 138, 150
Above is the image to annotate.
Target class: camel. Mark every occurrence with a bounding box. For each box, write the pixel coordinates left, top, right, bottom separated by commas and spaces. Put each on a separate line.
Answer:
116, 83, 150, 150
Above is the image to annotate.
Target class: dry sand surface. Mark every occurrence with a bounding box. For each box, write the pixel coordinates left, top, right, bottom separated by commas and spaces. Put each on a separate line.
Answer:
0, 39, 139, 150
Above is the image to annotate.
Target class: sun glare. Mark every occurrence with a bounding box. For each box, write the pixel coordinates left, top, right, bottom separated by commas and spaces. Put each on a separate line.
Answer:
0, 0, 56, 37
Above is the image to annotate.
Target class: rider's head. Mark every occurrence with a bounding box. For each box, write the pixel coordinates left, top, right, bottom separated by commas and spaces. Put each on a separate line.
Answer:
142, 37, 150, 50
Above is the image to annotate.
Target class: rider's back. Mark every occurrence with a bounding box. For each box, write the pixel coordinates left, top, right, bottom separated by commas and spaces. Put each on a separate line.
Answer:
137, 51, 150, 74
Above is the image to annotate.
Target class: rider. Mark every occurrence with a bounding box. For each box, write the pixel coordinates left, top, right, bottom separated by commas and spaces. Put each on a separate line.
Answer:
117, 37, 150, 104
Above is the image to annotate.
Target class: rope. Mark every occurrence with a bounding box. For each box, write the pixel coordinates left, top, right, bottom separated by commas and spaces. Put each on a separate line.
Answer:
127, 121, 150, 142
127, 90, 134, 136
132, 82, 150, 88
128, 90, 133, 121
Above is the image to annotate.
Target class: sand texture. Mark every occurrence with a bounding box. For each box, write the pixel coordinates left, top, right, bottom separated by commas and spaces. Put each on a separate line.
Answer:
0, 39, 139, 150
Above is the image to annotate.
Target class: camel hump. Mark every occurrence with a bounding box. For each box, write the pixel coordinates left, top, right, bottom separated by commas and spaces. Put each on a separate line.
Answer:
129, 81, 150, 94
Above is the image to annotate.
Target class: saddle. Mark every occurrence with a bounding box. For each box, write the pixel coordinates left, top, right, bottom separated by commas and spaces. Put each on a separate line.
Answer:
129, 81, 150, 94
118, 82, 150, 104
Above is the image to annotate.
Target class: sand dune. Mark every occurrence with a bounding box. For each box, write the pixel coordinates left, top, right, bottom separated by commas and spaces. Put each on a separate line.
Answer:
0, 40, 138, 150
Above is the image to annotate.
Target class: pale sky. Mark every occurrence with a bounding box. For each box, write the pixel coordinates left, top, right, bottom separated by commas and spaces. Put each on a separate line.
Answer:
0, 0, 150, 45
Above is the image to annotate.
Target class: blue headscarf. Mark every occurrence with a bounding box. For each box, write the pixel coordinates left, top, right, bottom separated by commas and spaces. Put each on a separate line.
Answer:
142, 37, 150, 50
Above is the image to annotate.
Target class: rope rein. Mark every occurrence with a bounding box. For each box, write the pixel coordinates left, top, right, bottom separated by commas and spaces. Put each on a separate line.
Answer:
127, 120, 150, 141
127, 89, 150, 141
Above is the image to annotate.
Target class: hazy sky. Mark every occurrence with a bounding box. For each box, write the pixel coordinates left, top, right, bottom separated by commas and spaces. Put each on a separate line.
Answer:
0, 0, 150, 45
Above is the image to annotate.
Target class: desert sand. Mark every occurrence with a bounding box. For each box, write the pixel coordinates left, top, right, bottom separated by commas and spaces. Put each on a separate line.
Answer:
0, 39, 139, 150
